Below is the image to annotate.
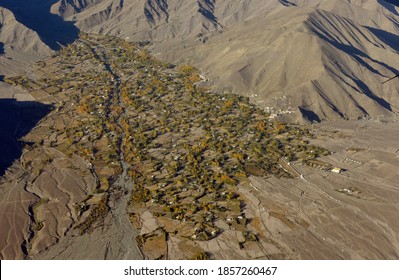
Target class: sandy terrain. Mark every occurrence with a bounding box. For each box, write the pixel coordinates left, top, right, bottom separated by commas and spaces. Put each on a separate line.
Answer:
270, 120, 399, 259
0, 164, 35, 259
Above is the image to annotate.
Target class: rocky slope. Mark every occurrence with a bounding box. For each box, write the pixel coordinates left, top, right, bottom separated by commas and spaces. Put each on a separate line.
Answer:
154, 2, 399, 121
51, 0, 103, 17
0, 0, 79, 53
0, 6, 52, 57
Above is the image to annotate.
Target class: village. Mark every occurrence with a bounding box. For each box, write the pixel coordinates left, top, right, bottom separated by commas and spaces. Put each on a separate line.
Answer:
5, 33, 356, 260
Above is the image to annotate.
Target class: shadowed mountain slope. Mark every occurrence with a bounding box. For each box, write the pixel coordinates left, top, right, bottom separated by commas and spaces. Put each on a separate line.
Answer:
0, 0, 79, 51
0, 6, 52, 56
0, 99, 52, 176
51, 0, 103, 17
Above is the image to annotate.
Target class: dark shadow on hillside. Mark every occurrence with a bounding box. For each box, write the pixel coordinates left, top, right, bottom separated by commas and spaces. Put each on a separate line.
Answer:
0, 42, 4, 82
325, 60, 393, 112
308, 21, 398, 76
144, 0, 169, 26
0, 0, 79, 50
279, 0, 297, 7
353, 77, 392, 111
0, 98, 53, 176
307, 15, 396, 112
298, 107, 321, 123
378, 0, 399, 15
366, 27, 399, 52
378, 0, 399, 28
198, 0, 220, 28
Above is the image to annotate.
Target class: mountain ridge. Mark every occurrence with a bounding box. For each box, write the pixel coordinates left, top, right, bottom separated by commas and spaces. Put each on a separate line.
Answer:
0, 0, 398, 121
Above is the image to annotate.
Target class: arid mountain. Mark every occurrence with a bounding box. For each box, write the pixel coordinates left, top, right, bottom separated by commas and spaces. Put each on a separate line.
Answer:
0, 0, 398, 120
0, 6, 52, 56
51, 0, 103, 17
153, 1, 399, 121
0, 0, 79, 52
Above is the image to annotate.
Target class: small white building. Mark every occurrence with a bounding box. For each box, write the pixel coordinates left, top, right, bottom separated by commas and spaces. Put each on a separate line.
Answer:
331, 167, 343, 174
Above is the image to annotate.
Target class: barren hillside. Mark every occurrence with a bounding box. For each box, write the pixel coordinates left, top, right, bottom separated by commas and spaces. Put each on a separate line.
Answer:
1, 0, 398, 120
153, 2, 399, 121
0, 6, 52, 57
